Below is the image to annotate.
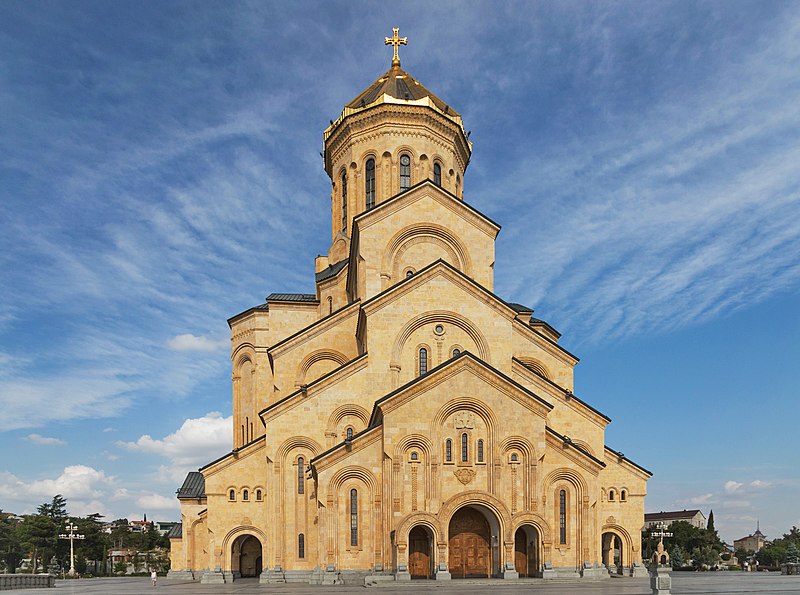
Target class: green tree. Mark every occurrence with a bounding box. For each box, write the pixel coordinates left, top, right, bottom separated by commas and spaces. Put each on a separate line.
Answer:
786, 543, 800, 565
707, 510, 715, 532
18, 514, 57, 573
0, 512, 25, 573
37, 495, 68, 521
756, 543, 786, 566
691, 545, 720, 569
669, 545, 687, 569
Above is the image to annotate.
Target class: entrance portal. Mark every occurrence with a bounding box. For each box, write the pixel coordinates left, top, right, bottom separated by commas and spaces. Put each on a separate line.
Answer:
514, 525, 540, 577
232, 534, 263, 578
602, 532, 622, 574
408, 526, 432, 579
448, 507, 491, 578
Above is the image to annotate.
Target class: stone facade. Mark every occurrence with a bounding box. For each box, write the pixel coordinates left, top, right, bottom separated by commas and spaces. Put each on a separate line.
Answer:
170, 43, 651, 584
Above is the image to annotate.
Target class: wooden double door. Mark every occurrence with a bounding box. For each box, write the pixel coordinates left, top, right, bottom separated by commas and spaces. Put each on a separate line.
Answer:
448, 507, 491, 578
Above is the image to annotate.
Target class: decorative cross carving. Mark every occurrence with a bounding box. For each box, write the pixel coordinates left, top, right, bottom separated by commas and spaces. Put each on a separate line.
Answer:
385, 27, 408, 67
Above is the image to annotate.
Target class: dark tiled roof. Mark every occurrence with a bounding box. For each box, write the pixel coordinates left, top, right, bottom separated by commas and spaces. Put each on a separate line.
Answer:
315, 259, 348, 283
176, 472, 205, 499
346, 64, 459, 117
227, 303, 268, 326
508, 302, 534, 313
645, 510, 701, 521
529, 317, 562, 339
266, 293, 318, 303
166, 523, 182, 539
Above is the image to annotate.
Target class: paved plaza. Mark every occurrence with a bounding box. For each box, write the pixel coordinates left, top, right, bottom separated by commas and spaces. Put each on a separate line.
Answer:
2, 574, 800, 595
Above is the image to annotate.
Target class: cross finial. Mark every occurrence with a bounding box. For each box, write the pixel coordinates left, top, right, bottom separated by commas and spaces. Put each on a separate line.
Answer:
385, 27, 408, 67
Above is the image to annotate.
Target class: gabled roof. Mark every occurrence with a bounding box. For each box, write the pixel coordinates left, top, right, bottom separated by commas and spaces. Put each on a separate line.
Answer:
199, 435, 265, 473
645, 510, 702, 522
315, 259, 348, 283
176, 472, 205, 500
369, 350, 553, 425
266, 293, 318, 303
166, 523, 182, 539
546, 427, 606, 469
508, 302, 534, 314
227, 302, 269, 326
605, 446, 653, 477
352, 178, 501, 233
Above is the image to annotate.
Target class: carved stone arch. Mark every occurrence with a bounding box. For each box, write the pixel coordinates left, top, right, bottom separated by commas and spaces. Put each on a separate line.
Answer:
220, 525, 267, 569
391, 311, 490, 369
232, 345, 256, 371
439, 490, 514, 544
499, 436, 536, 459
543, 467, 588, 495
395, 511, 443, 547
294, 348, 348, 387
275, 436, 323, 463
393, 144, 419, 163
328, 465, 380, 497
433, 397, 498, 434
601, 523, 633, 567
381, 223, 473, 282
516, 357, 551, 380
394, 433, 434, 460
325, 404, 370, 436
511, 512, 552, 544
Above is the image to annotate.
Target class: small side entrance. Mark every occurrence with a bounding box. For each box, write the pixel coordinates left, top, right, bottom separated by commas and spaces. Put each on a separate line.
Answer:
232, 534, 263, 578
514, 525, 540, 577
408, 525, 433, 579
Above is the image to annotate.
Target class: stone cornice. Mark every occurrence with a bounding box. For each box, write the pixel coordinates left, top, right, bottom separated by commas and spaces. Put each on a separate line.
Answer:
310, 425, 382, 472
511, 358, 609, 428
199, 435, 266, 476
267, 300, 360, 360
259, 353, 369, 423
603, 446, 653, 479
545, 428, 605, 475
354, 180, 500, 239
512, 318, 579, 367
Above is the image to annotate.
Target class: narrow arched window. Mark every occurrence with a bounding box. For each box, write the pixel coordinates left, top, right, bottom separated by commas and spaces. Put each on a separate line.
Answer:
366, 159, 376, 210
559, 489, 567, 544
400, 154, 411, 191
410, 451, 418, 461
461, 433, 469, 462
346, 427, 353, 440
445, 439, 452, 462
298, 457, 305, 495
609, 490, 615, 501
510, 453, 518, 462
298, 533, 305, 558
621, 490, 627, 502
229, 489, 235, 501
419, 348, 428, 376
477, 439, 484, 463
452, 348, 460, 357
406, 270, 414, 278
256, 489, 262, 501
433, 163, 441, 186
350, 489, 358, 546
242, 489, 249, 501
341, 172, 347, 231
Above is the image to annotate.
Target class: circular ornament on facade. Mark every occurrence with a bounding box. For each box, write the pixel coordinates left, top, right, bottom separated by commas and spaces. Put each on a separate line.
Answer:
434, 324, 445, 335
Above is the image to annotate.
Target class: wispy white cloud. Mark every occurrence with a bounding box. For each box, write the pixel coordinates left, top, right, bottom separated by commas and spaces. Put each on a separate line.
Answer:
167, 333, 228, 353
23, 434, 65, 446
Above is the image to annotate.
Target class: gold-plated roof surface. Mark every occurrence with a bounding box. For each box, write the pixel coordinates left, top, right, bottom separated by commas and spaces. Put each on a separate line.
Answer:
344, 64, 460, 117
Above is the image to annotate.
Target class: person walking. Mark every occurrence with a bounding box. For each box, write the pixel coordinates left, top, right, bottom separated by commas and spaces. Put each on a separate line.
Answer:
151, 568, 157, 587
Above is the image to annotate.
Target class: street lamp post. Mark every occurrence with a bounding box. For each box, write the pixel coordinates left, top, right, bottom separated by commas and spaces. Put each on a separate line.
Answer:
58, 523, 85, 577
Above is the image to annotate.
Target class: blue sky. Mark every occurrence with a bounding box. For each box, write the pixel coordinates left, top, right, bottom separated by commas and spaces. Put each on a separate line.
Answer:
0, 1, 798, 543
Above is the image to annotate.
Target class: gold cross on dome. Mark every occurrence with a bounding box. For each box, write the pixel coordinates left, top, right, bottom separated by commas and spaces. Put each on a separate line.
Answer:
385, 27, 408, 67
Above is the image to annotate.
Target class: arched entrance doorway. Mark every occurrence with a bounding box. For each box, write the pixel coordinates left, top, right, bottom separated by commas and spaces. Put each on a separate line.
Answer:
232, 534, 262, 578
514, 525, 540, 577
408, 525, 433, 579
448, 506, 498, 578
602, 532, 622, 574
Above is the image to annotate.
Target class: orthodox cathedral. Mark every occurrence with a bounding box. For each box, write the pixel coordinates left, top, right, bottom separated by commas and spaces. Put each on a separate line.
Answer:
168, 30, 651, 584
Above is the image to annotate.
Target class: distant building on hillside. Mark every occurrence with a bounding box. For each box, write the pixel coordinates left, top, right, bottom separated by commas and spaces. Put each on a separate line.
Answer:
734, 524, 767, 553
644, 509, 707, 529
